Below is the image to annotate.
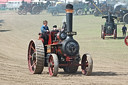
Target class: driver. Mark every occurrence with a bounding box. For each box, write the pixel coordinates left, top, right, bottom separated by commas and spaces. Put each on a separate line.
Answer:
51, 25, 59, 42
40, 20, 49, 44
41, 20, 49, 33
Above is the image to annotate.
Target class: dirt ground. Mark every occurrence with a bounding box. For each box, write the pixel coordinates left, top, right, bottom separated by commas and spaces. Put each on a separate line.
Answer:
0, 11, 128, 85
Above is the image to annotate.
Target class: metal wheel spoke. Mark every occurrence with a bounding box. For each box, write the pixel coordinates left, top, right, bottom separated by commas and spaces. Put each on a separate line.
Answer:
29, 55, 32, 59
81, 54, 93, 75
52, 68, 54, 73
86, 63, 88, 67
52, 62, 54, 65
31, 61, 36, 68
48, 54, 58, 76
31, 46, 35, 52
51, 65, 54, 68
30, 42, 35, 51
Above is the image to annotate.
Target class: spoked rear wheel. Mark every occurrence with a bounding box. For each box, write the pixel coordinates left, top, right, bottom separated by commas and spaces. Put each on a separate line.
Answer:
77, 9, 84, 15
81, 54, 93, 76
28, 40, 45, 74
31, 6, 40, 15
52, 11, 58, 16
48, 54, 59, 76
113, 29, 117, 39
18, 10, 22, 15
101, 25, 103, 38
101, 26, 105, 39
125, 36, 128, 46
123, 13, 128, 24
22, 9, 27, 15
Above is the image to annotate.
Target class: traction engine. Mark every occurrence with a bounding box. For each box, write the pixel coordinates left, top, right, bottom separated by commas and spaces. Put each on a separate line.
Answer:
101, 12, 117, 39
27, 4, 93, 76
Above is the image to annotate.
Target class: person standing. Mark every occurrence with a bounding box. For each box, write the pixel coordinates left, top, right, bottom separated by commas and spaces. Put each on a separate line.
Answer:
122, 25, 127, 37
84, 7, 87, 15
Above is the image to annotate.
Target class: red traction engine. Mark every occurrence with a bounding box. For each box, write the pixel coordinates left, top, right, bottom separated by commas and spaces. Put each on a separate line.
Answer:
27, 4, 93, 76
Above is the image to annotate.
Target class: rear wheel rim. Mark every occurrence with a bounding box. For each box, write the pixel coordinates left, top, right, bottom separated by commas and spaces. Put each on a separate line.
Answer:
123, 13, 128, 24
28, 40, 45, 74
28, 41, 36, 73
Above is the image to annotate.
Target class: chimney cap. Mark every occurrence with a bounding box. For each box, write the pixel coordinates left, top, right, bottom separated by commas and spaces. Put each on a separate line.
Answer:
66, 4, 73, 10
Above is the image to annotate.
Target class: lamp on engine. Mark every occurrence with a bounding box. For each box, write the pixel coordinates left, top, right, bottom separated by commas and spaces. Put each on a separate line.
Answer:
27, 4, 93, 76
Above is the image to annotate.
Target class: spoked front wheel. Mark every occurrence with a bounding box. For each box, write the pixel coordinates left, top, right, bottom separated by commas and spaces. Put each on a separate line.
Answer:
113, 29, 117, 39
81, 54, 93, 76
52, 11, 58, 16
18, 10, 22, 15
48, 54, 59, 76
22, 9, 27, 15
125, 36, 128, 46
28, 40, 45, 74
101, 26, 105, 39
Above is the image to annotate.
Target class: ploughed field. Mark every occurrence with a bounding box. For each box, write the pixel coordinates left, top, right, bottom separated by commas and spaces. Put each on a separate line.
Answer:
0, 11, 128, 85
